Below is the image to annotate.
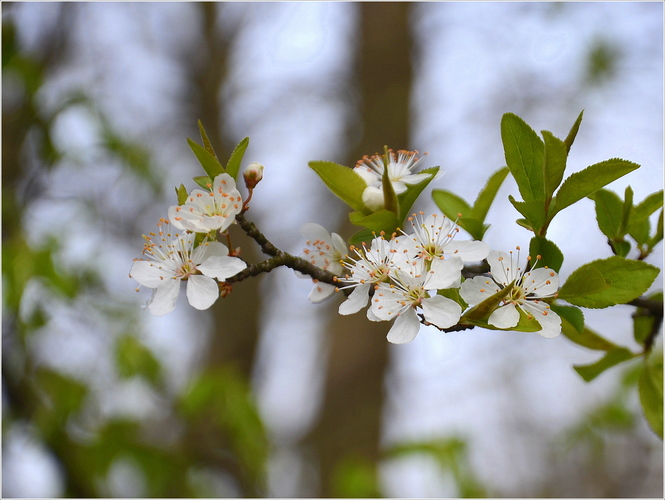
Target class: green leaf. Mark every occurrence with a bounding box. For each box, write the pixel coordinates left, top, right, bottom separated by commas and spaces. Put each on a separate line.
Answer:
197, 119, 218, 158
175, 184, 188, 205
509, 195, 546, 233
628, 190, 663, 245
574, 347, 636, 382
560, 321, 618, 352
528, 236, 563, 272
349, 209, 400, 235
550, 303, 584, 334
590, 188, 623, 239
309, 160, 370, 214
558, 256, 660, 308
639, 355, 663, 438
461, 282, 513, 323
432, 189, 472, 218
471, 166, 510, 221
398, 166, 439, 221
552, 158, 640, 216
193, 175, 213, 190
225, 137, 250, 181
115, 334, 162, 385
501, 113, 545, 201
563, 110, 584, 153
542, 130, 567, 200
187, 138, 224, 179
619, 185, 634, 235
647, 208, 664, 249
633, 292, 662, 346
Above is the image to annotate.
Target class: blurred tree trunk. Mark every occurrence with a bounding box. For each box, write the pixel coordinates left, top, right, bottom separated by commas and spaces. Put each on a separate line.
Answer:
307, 3, 414, 497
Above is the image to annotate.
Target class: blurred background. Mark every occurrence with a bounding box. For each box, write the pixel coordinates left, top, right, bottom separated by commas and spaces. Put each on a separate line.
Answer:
2, 2, 663, 497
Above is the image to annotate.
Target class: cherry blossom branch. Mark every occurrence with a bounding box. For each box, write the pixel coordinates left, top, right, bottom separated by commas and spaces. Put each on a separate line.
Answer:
227, 213, 339, 286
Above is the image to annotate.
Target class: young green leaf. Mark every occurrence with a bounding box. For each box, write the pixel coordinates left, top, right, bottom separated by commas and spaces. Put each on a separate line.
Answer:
398, 166, 440, 222
528, 236, 563, 272
381, 148, 399, 216
551, 158, 640, 216
432, 189, 472, 219
501, 113, 545, 202
471, 166, 510, 221
461, 282, 513, 323
193, 175, 213, 190
348, 227, 376, 247
542, 130, 567, 201
187, 138, 224, 179
509, 196, 547, 234
550, 303, 584, 334
225, 137, 250, 181
309, 160, 370, 214
628, 190, 663, 245
563, 109, 584, 153
175, 184, 188, 205
619, 186, 633, 235
639, 356, 663, 438
349, 209, 400, 235
590, 188, 624, 239
573, 347, 636, 382
197, 119, 218, 158
560, 321, 619, 351
558, 256, 660, 309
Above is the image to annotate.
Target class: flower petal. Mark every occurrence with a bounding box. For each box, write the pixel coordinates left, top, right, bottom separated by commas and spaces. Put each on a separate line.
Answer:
197, 255, 247, 281
487, 250, 513, 286
422, 295, 462, 329
146, 278, 180, 316
300, 223, 332, 245
308, 282, 336, 303
339, 283, 371, 315
186, 275, 220, 310
521, 301, 562, 338
426, 256, 464, 290
444, 240, 490, 262
522, 268, 559, 297
386, 307, 420, 344
488, 303, 520, 329
130, 260, 174, 288
459, 275, 501, 305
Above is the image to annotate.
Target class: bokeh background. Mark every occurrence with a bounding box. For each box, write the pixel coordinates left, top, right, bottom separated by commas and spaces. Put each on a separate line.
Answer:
2, 2, 663, 497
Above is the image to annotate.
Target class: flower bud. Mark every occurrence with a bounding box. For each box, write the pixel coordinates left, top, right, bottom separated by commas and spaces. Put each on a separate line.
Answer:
243, 161, 264, 189
362, 186, 385, 212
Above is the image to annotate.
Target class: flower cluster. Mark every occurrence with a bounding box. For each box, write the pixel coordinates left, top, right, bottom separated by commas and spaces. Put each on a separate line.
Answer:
334, 213, 490, 343
300, 214, 563, 343
130, 173, 247, 315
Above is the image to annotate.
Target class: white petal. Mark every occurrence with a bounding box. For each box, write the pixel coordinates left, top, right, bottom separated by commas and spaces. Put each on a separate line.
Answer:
366, 306, 382, 322
308, 282, 336, 303
339, 283, 371, 315
426, 256, 464, 290
186, 275, 219, 310
459, 276, 500, 305
422, 295, 462, 329
444, 240, 490, 262
370, 283, 406, 321
354, 166, 381, 186
400, 172, 431, 186
487, 250, 512, 285
488, 303, 520, 329
146, 279, 180, 316
522, 268, 559, 297
331, 232, 348, 256
197, 255, 247, 281
300, 223, 331, 245
387, 308, 420, 344
521, 302, 562, 338
130, 260, 174, 288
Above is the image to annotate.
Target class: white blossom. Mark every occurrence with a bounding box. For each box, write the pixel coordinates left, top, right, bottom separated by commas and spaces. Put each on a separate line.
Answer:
460, 248, 561, 338
298, 223, 347, 303
369, 257, 464, 344
168, 173, 242, 233
130, 218, 246, 315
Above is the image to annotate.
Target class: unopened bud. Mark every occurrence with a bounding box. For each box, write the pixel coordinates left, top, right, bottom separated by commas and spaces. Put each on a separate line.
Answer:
362, 186, 385, 212
243, 161, 264, 189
